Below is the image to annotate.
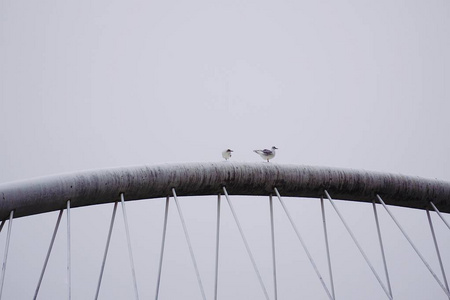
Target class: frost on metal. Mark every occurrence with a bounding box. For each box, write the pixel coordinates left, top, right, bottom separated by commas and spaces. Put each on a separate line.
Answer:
1, 162, 450, 220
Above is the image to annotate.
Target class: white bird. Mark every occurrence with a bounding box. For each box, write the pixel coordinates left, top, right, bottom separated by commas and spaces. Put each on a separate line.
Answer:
222, 149, 233, 161
254, 146, 278, 162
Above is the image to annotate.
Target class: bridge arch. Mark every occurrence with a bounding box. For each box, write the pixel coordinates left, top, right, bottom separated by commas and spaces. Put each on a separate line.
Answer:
0, 163, 449, 299
1, 162, 450, 220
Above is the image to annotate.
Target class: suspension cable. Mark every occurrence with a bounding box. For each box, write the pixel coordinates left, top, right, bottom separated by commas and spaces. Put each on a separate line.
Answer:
95, 202, 118, 300
120, 193, 140, 300
172, 188, 207, 300
0, 210, 14, 300
377, 195, 450, 298
34, 209, 64, 300
222, 187, 270, 300
372, 200, 392, 298
155, 197, 170, 300
67, 200, 72, 300
320, 197, 336, 300
214, 194, 221, 300
325, 191, 392, 300
269, 195, 278, 300
430, 202, 450, 230
426, 209, 449, 294
274, 188, 334, 300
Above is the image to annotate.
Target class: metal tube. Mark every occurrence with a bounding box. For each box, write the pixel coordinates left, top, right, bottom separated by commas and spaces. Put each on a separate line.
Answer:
34, 210, 64, 300
377, 195, 450, 298
155, 197, 169, 300
214, 194, 221, 300
3, 162, 450, 220
120, 193, 140, 300
430, 201, 450, 230
426, 209, 449, 294
95, 202, 118, 300
222, 187, 270, 300
0, 210, 14, 300
320, 197, 335, 300
325, 191, 392, 300
172, 188, 206, 300
269, 195, 278, 300
67, 200, 71, 300
372, 200, 392, 298
274, 188, 334, 300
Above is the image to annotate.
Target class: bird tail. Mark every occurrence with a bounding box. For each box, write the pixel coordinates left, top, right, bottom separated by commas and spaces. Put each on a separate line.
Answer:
253, 150, 258, 153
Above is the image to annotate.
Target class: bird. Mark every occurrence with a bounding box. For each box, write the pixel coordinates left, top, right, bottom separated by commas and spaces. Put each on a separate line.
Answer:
254, 146, 278, 162
222, 149, 233, 161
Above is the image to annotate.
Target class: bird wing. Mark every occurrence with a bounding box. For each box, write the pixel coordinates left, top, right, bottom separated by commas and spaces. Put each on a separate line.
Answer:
262, 149, 273, 155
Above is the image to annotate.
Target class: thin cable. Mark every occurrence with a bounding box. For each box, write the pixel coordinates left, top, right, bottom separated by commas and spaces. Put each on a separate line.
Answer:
34, 210, 64, 300
426, 209, 449, 294
269, 195, 278, 300
372, 200, 392, 298
214, 194, 221, 300
67, 200, 72, 300
377, 195, 450, 298
320, 197, 335, 300
155, 197, 170, 300
172, 188, 207, 300
325, 190, 392, 300
120, 193, 140, 300
430, 202, 450, 231
274, 188, 334, 300
0, 210, 14, 300
222, 187, 271, 300
95, 202, 118, 300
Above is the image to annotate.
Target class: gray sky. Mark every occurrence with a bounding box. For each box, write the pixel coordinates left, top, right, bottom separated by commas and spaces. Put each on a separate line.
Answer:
1, 0, 449, 299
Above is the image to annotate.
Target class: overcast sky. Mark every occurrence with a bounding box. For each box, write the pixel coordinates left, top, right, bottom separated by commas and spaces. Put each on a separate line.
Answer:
1, 0, 449, 299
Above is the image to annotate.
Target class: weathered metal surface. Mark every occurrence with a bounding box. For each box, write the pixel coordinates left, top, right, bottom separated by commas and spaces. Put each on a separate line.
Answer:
0, 162, 449, 220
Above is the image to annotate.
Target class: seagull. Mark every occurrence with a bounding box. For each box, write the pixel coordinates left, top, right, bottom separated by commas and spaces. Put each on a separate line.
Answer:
254, 146, 278, 162
222, 149, 233, 161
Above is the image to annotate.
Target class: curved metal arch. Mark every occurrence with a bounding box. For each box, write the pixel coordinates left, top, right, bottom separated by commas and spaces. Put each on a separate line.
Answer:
1, 162, 450, 220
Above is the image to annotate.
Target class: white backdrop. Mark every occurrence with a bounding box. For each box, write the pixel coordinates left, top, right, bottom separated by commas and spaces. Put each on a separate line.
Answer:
1, 0, 449, 299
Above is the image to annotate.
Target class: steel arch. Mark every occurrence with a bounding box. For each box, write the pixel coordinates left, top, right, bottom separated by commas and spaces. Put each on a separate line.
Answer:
1, 162, 450, 220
